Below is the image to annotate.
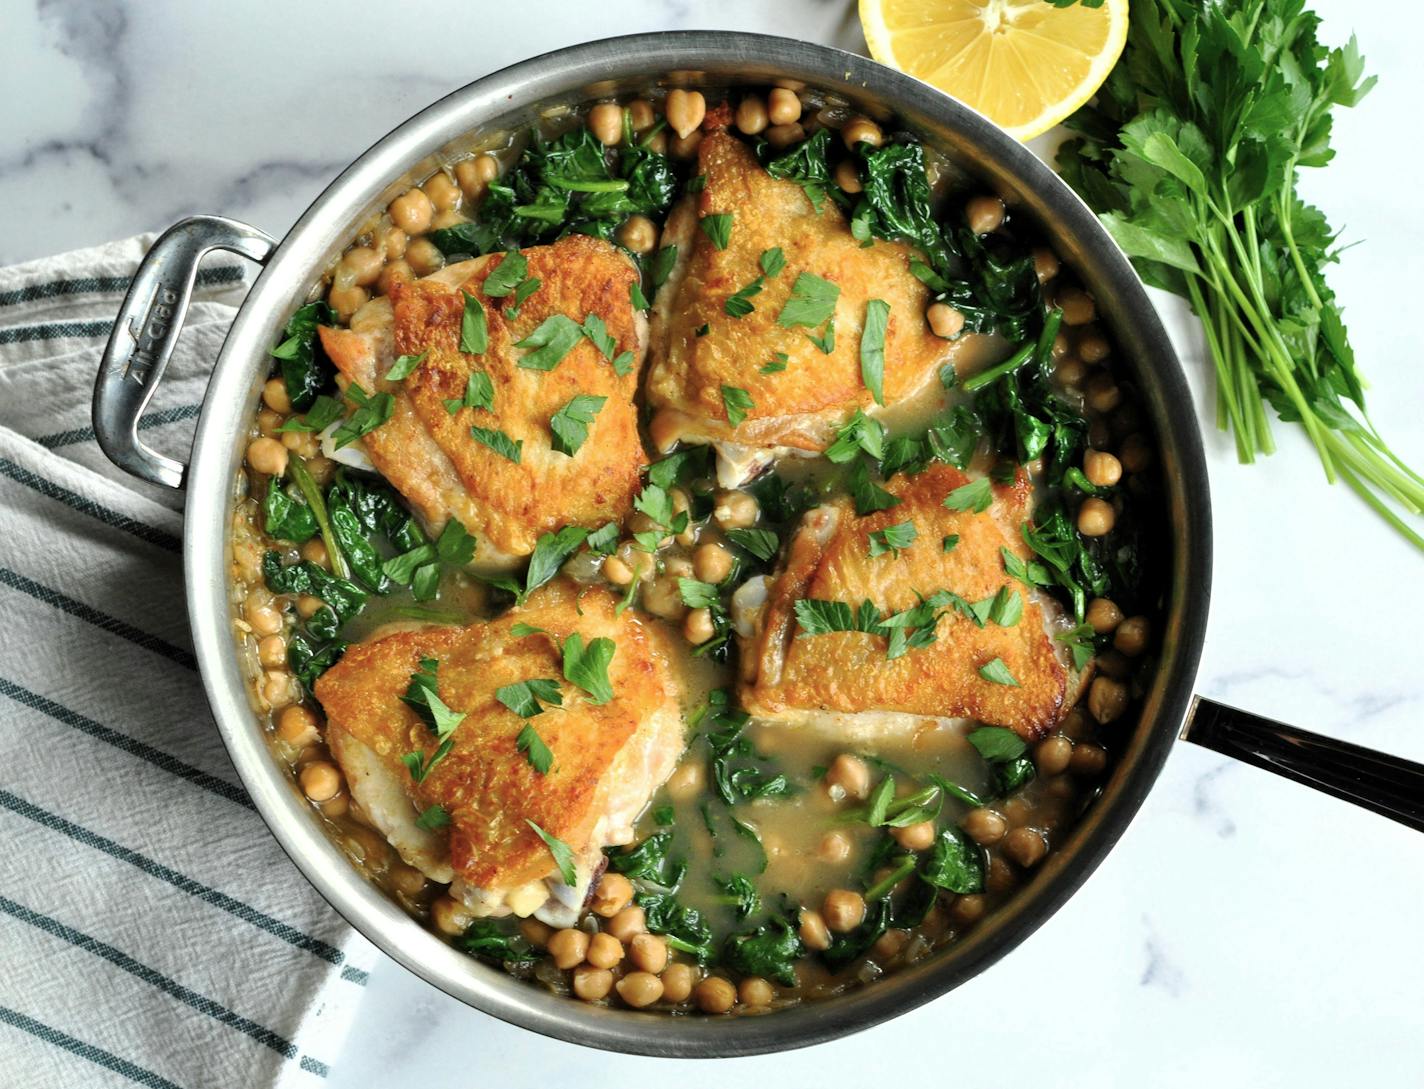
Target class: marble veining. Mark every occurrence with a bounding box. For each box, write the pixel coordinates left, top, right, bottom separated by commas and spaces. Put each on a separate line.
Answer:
4, 0, 1421, 1084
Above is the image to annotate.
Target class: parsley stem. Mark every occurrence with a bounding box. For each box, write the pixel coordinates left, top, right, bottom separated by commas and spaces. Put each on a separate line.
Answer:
287, 454, 348, 580
961, 339, 1034, 393
546, 177, 629, 193
864, 856, 917, 902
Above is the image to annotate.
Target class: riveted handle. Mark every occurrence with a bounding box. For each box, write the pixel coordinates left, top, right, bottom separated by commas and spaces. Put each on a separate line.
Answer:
94, 216, 276, 488
1182, 696, 1424, 833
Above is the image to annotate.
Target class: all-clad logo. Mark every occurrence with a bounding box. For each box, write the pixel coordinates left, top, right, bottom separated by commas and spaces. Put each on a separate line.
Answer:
124, 283, 178, 384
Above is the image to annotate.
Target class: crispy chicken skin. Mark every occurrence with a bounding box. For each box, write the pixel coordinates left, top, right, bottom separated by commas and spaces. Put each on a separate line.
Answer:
646, 130, 953, 475
737, 464, 1084, 740
317, 235, 647, 570
314, 580, 684, 919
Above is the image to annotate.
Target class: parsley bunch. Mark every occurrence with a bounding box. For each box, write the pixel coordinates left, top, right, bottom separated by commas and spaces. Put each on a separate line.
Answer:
1058, 0, 1424, 551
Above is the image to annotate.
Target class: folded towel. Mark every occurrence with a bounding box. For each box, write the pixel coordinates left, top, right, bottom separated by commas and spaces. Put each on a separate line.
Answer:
0, 238, 378, 1088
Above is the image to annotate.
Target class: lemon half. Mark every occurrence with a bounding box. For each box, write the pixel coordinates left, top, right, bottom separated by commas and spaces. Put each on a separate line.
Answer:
859, 0, 1129, 141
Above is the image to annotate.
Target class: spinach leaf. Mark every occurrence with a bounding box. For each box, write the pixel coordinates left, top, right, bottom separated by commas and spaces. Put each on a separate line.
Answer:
920, 828, 985, 894
457, 919, 537, 965
723, 915, 803, 986
271, 301, 335, 411
637, 891, 714, 962
606, 830, 686, 889
820, 898, 891, 971
261, 485, 318, 544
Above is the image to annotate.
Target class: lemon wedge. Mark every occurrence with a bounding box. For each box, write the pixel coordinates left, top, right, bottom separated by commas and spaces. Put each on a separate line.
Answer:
859, 0, 1129, 141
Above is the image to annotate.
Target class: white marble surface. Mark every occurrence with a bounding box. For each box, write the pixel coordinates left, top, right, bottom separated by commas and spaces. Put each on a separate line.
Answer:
6, 0, 1423, 1084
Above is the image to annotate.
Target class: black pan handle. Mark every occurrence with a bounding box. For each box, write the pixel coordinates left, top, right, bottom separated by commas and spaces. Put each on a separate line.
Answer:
1182, 696, 1424, 833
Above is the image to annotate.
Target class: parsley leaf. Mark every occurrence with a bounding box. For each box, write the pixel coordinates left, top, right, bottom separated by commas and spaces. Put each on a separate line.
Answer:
446, 369, 494, 415
629, 280, 650, 311
942, 534, 960, 552
515, 314, 582, 371
384, 352, 427, 381
481, 251, 528, 297
526, 819, 577, 886
525, 525, 589, 598
806, 318, 835, 354
721, 385, 754, 428
468, 424, 522, 463
580, 313, 617, 361
724, 276, 764, 318
700, 213, 733, 250
985, 585, 1023, 627
562, 633, 615, 704
496, 678, 563, 718
777, 271, 839, 328
868, 520, 916, 558
549, 393, 606, 456
516, 723, 554, 774
760, 352, 789, 374
415, 804, 450, 830
825, 409, 885, 463
759, 247, 786, 278
977, 657, 1019, 686
332, 384, 394, 450
848, 459, 900, 515
943, 477, 993, 513
650, 245, 678, 287
459, 292, 488, 354
678, 578, 720, 609
967, 726, 1026, 762
726, 527, 779, 561
860, 298, 890, 405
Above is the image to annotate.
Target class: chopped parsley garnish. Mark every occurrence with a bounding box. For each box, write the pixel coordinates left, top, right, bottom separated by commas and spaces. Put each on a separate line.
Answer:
523, 525, 590, 599
609, 350, 635, 376
794, 592, 955, 660
677, 578, 721, 610
1001, 545, 1053, 590
760, 247, 786, 278
760, 352, 789, 374
1057, 622, 1096, 671
516, 723, 554, 774
848, 459, 899, 515
580, 313, 617, 360
481, 251, 528, 297
445, 369, 494, 415
562, 633, 615, 704
526, 819, 577, 886
468, 424, 522, 464
806, 319, 835, 354
629, 280, 650, 310
825, 409, 885, 464
943, 477, 993, 513
700, 213, 733, 250
942, 534, 960, 553
384, 352, 427, 382
586, 522, 619, 555
777, 271, 839, 329
726, 527, 779, 562
495, 678, 563, 718
724, 278, 764, 318
332, 384, 394, 450
977, 657, 1019, 686
650, 245, 678, 287
415, 804, 450, 830
967, 726, 1026, 762
860, 298, 890, 405
275, 394, 343, 434
515, 314, 582, 371
868, 520, 916, 558
549, 393, 606, 456
459, 292, 488, 354
985, 585, 1023, 627
721, 385, 754, 428
399, 658, 465, 783
506, 277, 541, 316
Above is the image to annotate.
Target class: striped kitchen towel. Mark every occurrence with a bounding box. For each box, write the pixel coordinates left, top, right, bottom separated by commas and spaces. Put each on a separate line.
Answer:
0, 238, 379, 1089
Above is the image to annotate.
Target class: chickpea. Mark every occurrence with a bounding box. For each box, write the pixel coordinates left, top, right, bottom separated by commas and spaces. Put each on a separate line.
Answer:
602, 555, 634, 587
405, 238, 444, 276
520, 918, 553, 948
1097, 649, 1130, 679
873, 929, 909, 959
246, 436, 288, 477
669, 129, 702, 159
644, 129, 670, 155
296, 594, 325, 620
1083, 449, 1123, 488
664, 89, 706, 139
341, 246, 384, 287
1052, 331, 1071, 360
927, 302, 965, 340
263, 670, 296, 709
455, 154, 500, 202
966, 195, 1006, 235
842, 116, 883, 150
1114, 616, 1150, 657
329, 282, 369, 321
279, 430, 317, 458
548, 928, 590, 969
627, 98, 655, 131
1070, 741, 1109, 777
1077, 329, 1110, 364
592, 872, 634, 917
245, 594, 283, 637
1003, 827, 1048, 868
257, 634, 287, 669
389, 188, 434, 235
694, 976, 737, 1014
735, 95, 769, 135
713, 490, 759, 530
1055, 355, 1087, 388
799, 909, 832, 951
1033, 247, 1060, 283
262, 377, 291, 414
430, 895, 472, 937
764, 122, 805, 150
299, 538, 329, 567
890, 820, 936, 851
422, 172, 461, 213
606, 905, 647, 944
834, 159, 862, 194
666, 760, 704, 801
275, 705, 319, 747
629, 933, 669, 974
818, 829, 853, 864
304, 456, 335, 486
573, 965, 614, 1002
389, 862, 427, 898
950, 893, 987, 926
641, 574, 687, 621
1086, 597, 1124, 634
1077, 497, 1116, 537
587, 102, 624, 146
585, 932, 625, 970
298, 760, 341, 803
985, 856, 1016, 895
739, 977, 775, 1007
661, 962, 697, 1003
822, 889, 866, 933
617, 214, 658, 255
767, 87, 802, 126
692, 542, 733, 584
1119, 433, 1154, 474
961, 807, 1007, 846
1088, 677, 1129, 724
617, 971, 664, 1008
684, 608, 716, 645
1085, 373, 1122, 414
615, 541, 656, 581
825, 753, 871, 801
381, 226, 408, 260
377, 260, 413, 297
1058, 287, 1096, 326
1035, 735, 1074, 777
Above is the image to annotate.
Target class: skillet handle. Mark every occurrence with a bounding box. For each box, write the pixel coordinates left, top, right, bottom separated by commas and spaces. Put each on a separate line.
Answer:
94, 216, 275, 489
1182, 696, 1424, 833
